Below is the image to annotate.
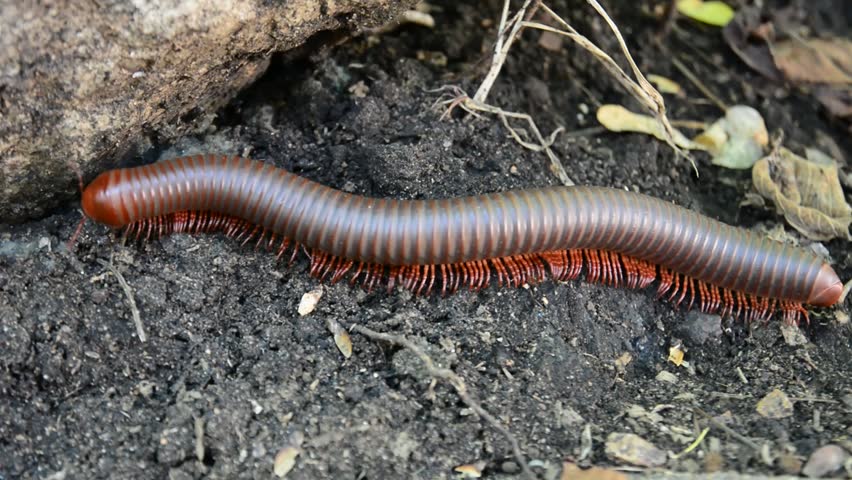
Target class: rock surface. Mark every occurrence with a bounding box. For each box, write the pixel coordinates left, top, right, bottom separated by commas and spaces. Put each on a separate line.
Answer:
0, 0, 414, 223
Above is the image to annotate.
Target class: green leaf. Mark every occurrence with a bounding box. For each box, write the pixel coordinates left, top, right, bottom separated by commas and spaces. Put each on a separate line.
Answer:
677, 0, 735, 27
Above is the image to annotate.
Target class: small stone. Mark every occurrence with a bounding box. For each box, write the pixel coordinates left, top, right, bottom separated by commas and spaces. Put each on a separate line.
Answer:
778, 451, 803, 475
802, 444, 849, 478
537, 31, 563, 51
501, 461, 520, 473
273, 446, 300, 477
605, 432, 666, 467
656, 370, 678, 384
756, 389, 794, 419
704, 451, 725, 472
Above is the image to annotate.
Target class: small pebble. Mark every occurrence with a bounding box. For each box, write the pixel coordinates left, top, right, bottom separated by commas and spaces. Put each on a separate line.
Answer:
802, 444, 849, 478
778, 451, 803, 475
655, 370, 678, 384
605, 432, 666, 467
273, 446, 301, 477
756, 388, 793, 419
501, 461, 519, 473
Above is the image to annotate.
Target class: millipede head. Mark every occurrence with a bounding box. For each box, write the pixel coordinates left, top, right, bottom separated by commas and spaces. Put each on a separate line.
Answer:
81, 171, 124, 228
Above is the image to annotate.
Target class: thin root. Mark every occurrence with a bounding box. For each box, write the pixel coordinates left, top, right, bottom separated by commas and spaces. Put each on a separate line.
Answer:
97, 258, 146, 342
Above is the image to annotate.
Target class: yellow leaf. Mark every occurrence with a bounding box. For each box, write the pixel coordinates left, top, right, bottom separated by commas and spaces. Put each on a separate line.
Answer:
677, 0, 735, 27
647, 74, 682, 95
596, 104, 702, 150
668, 346, 684, 366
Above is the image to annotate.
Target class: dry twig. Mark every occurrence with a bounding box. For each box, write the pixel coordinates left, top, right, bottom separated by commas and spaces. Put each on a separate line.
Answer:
453, 0, 696, 177
351, 324, 534, 480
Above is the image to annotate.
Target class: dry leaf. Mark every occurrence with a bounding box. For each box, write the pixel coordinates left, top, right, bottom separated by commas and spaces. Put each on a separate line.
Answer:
297, 287, 323, 316
597, 104, 701, 150
722, 7, 783, 82
647, 74, 682, 95
752, 148, 852, 241
676, 0, 735, 27
814, 85, 852, 120
773, 38, 852, 85
327, 318, 353, 358
668, 345, 685, 366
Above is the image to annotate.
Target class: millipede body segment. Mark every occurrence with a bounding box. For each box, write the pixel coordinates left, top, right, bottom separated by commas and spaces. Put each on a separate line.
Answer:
81, 154, 843, 323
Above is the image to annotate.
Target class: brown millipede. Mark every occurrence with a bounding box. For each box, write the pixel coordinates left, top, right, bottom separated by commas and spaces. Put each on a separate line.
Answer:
80, 154, 843, 323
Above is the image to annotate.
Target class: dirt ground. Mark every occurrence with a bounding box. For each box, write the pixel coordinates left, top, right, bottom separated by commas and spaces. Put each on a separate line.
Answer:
1, 1, 850, 479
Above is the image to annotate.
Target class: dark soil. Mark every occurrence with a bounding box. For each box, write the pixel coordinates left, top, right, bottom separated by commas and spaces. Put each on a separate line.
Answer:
1, 1, 850, 479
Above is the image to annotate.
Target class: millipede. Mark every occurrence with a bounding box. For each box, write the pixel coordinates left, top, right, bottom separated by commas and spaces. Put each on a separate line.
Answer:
80, 154, 843, 324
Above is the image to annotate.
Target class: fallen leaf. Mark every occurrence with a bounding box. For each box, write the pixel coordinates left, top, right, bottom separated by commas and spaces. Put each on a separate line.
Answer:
605, 433, 667, 467
677, 0, 735, 27
647, 74, 683, 95
773, 37, 852, 85
327, 318, 353, 358
297, 287, 323, 316
756, 388, 794, 419
668, 345, 685, 366
722, 7, 783, 82
752, 148, 852, 241
597, 104, 702, 150
693, 105, 768, 169
814, 85, 852, 120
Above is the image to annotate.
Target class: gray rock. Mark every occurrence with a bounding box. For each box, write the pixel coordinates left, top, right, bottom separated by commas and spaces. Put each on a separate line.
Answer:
0, 0, 414, 223
802, 444, 849, 478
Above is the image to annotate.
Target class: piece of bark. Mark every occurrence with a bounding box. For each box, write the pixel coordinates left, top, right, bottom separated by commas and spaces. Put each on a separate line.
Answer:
0, 0, 414, 223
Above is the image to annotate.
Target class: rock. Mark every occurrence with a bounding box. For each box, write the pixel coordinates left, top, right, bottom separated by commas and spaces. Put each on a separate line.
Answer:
755, 388, 794, 419
0, 0, 415, 223
655, 370, 678, 384
604, 432, 666, 467
802, 444, 849, 478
